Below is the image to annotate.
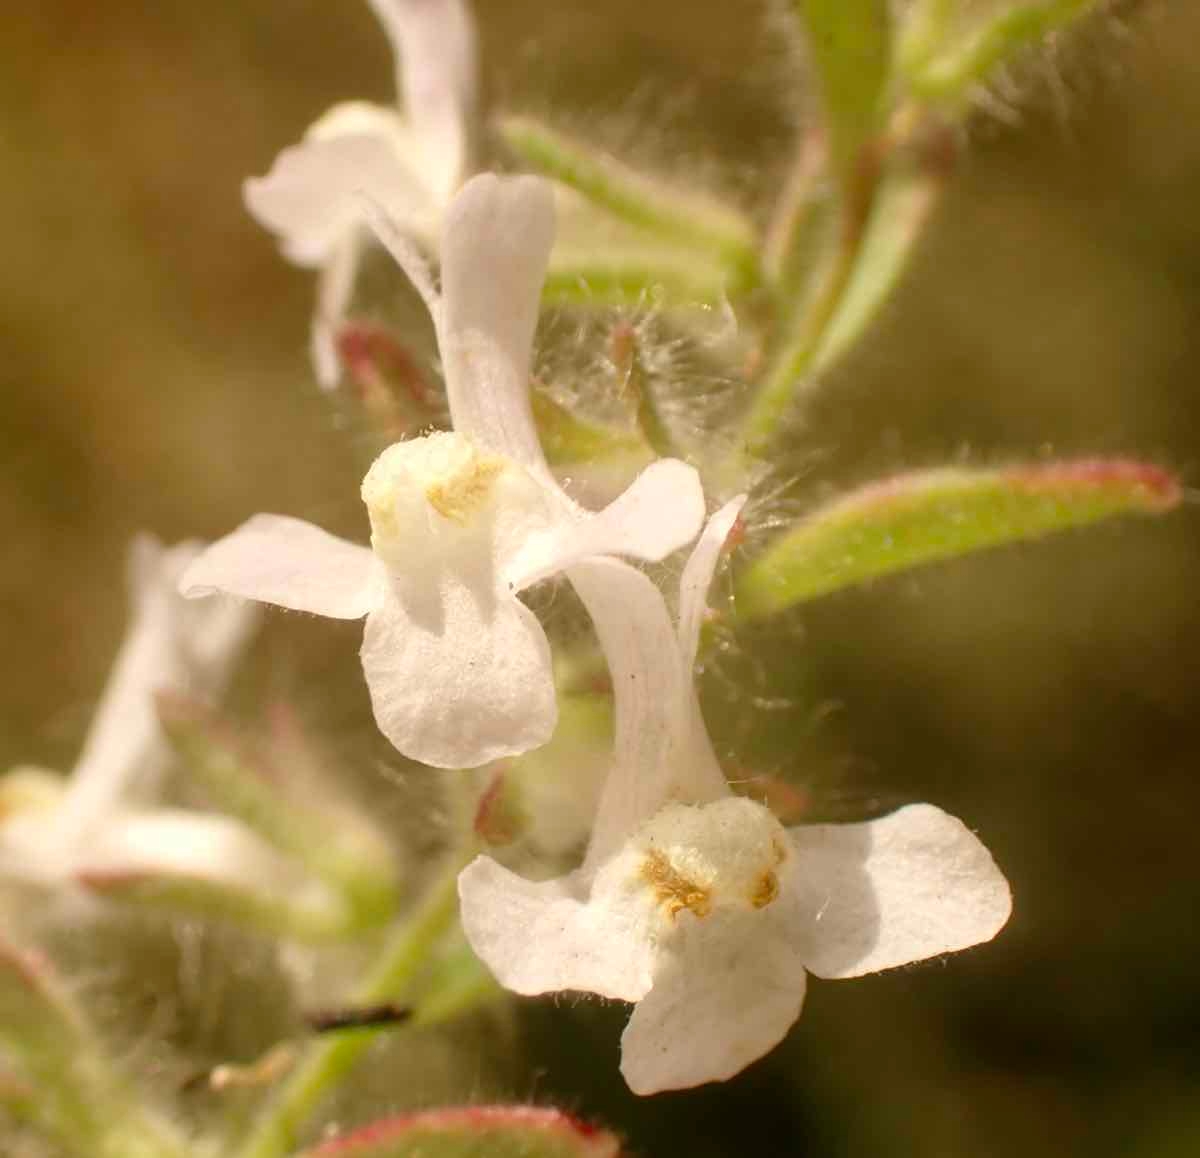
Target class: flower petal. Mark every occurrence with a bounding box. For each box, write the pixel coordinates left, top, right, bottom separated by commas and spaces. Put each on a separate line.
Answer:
678, 496, 744, 668
620, 904, 807, 1095
311, 231, 364, 389
244, 105, 432, 267
568, 559, 685, 871
360, 578, 555, 768
365, 0, 477, 204
789, 802, 1012, 980
458, 855, 655, 1002
506, 459, 707, 592
438, 174, 555, 470
59, 536, 258, 835
180, 514, 378, 620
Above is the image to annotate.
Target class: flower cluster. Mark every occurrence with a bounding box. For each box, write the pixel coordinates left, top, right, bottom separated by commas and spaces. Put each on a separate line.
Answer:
182, 160, 1012, 1091
16, 2, 1128, 1131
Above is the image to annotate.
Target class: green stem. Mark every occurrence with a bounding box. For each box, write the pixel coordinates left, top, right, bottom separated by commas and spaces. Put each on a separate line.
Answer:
908, 0, 1096, 104
233, 858, 467, 1158
897, 0, 957, 75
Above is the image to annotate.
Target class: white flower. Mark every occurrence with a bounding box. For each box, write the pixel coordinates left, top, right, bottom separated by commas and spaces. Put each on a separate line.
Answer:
182, 175, 706, 770
245, 0, 477, 388
459, 500, 1013, 1095
0, 536, 264, 888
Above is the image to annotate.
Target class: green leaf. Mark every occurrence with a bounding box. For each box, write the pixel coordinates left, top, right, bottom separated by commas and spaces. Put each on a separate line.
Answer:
498, 114, 758, 288
906, 0, 1099, 106
294, 1106, 621, 1158
78, 861, 359, 943
530, 390, 646, 467
808, 152, 943, 378
736, 459, 1181, 619
794, 0, 892, 181
158, 695, 398, 925
731, 137, 945, 466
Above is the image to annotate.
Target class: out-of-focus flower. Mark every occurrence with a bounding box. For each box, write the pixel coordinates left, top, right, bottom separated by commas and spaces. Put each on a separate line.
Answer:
0, 536, 262, 886
245, 0, 478, 388
184, 175, 705, 770
460, 501, 1012, 1095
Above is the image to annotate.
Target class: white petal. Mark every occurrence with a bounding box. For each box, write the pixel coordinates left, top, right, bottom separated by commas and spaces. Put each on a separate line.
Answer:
620, 904, 807, 1095
244, 108, 432, 267
358, 193, 442, 319
59, 536, 255, 832
311, 231, 365, 390
678, 496, 745, 669
180, 514, 378, 620
438, 174, 555, 470
365, 0, 477, 204
506, 459, 707, 592
360, 578, 555, 768
789, 803, 1012, 980
79, 810, 306, 893
568, 559, 686, 871
458, 856, 655, 1002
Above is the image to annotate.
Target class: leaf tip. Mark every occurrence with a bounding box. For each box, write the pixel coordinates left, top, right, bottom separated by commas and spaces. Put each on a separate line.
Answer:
1004, 457, 1182, 514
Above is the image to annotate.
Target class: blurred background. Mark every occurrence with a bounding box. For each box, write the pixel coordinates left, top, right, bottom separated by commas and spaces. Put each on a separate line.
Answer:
4, 1, 1200, 1154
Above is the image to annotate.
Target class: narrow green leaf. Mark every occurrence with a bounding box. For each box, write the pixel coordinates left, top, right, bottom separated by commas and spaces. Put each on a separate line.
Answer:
732, 136, 945, 466
542, 248, 734, 309
498, 114, 759, 287
808, 153, 943, 378
158, 695, 397, 924
78, 862, 358, 943
737, 459, 1182, 619
530, 390, 645, 467
794, 0, 893, 180
907, 0, 1099, 105
296, 1106, 621, 1158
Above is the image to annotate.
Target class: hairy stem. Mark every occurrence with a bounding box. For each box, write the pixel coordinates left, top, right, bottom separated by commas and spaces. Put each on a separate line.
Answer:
233, 858, 467, 1158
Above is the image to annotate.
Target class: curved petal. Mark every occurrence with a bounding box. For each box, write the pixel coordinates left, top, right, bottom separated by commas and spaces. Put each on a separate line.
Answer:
244, 107, 432, 266
180, 514, 378, 620
359, 194, 441, 319
360, 579, 555, 768
569, 558, 685, 872
311, 231, 365, 389
60, 536, 257, 833
458, 856, 655, 1002
438, 174, 555, 471
620, 904, 807, 1095
365, 0, 477, 203
678, 496, 745, 668
789, 803, 1012, 980
506, 459, 706, 591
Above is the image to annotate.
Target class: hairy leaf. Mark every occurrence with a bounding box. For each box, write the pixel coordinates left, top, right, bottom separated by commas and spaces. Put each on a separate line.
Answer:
737, 459, 1181, 618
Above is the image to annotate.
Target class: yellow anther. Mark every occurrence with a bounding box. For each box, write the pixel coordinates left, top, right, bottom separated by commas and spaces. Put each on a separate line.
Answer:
750, 870, 779, 909
424, 456, 505, 524
642, 849, 712, 920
